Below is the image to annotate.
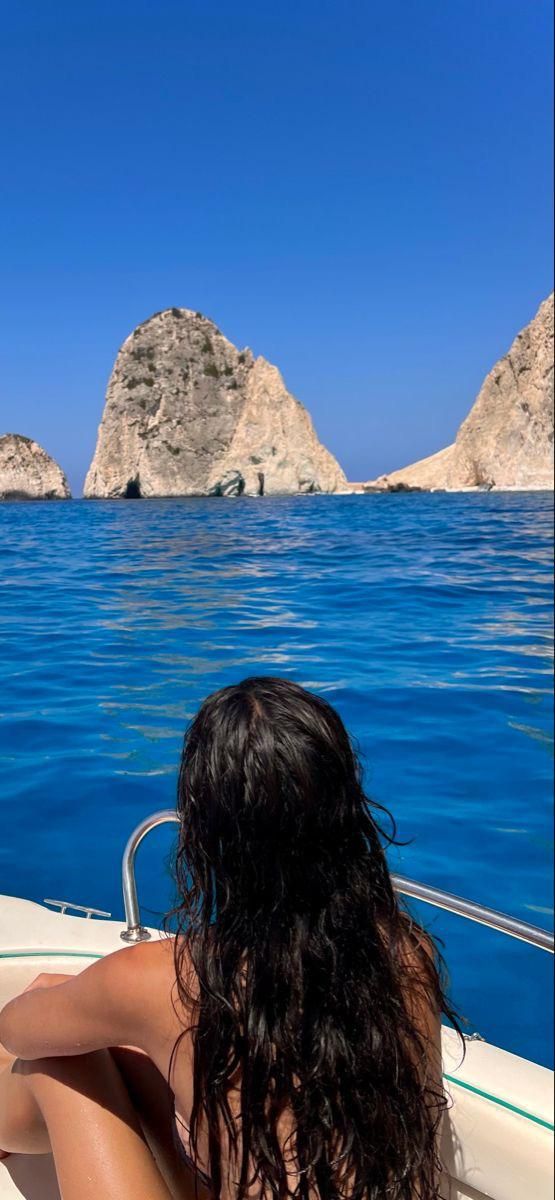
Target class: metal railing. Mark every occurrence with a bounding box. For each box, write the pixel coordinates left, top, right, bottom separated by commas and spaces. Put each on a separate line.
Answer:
120, 810, 555, 954
390, 875, 554, 953
120, 810, 179, 942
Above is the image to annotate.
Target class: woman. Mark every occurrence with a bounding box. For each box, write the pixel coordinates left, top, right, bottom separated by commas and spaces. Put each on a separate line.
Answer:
0, 677, 458, 1199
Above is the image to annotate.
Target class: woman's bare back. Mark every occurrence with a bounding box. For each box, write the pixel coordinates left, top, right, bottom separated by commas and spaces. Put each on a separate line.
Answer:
121, 929, 443, 1193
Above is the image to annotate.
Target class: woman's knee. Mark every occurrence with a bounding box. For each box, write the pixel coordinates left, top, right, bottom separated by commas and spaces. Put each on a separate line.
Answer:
6, 1052, 176, 1199
0, 1058, 50, 1154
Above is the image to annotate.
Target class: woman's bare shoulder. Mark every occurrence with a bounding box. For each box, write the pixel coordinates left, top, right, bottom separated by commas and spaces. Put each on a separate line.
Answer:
395, 911, 438, 972
394, 915, 442, 1068
111, 937, 196, 1018
112, 936, 198, 1062
118, 935, 197, 1000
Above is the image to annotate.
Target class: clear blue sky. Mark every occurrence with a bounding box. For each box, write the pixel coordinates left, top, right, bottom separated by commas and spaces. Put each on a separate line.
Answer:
1, 0, 553, 494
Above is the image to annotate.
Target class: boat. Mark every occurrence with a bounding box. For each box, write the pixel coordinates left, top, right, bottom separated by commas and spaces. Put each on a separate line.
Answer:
1, 810, 553, 1200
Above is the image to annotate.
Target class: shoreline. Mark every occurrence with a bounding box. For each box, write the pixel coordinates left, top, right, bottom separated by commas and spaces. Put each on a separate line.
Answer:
1, 486, 554, 504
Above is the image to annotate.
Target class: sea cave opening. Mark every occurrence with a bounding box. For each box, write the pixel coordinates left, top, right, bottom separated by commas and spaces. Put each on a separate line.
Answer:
124, 479, 142, 498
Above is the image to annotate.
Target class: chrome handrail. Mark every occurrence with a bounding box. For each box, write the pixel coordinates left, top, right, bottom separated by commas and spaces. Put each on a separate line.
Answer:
391, 875, 554, 953
120, 810, 179, 942
120, 811, 554, 954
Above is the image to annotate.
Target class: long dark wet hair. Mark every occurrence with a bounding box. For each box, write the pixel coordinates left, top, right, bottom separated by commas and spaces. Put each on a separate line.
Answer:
171, 677, 460, 1199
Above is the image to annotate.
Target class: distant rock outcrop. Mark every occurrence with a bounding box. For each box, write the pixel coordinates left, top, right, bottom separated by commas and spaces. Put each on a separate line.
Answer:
84, 310, 346, 497
0, 435, 70, 500
365, 294, 554, 491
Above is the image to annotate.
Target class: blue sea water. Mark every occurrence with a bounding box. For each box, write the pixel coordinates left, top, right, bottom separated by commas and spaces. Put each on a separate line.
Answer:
0, 493, 553, 1066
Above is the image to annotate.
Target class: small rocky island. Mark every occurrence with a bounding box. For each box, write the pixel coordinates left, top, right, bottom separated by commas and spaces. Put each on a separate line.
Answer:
365, 292, 554, 491
5, 295, 552, 501
84, 309, 346, 497
0, 434, 71, 500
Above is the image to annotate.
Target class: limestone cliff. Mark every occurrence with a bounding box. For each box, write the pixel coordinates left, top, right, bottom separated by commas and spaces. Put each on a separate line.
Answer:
0, 434, 71, 499
367, 445, 457, 491
84, 310, 346, 497
366, 294, 554, 491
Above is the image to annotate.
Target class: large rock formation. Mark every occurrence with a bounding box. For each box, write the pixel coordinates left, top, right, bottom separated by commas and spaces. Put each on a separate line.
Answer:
84, 310, 346, 497
366, 293, 554, 491
0, 434, 71, 500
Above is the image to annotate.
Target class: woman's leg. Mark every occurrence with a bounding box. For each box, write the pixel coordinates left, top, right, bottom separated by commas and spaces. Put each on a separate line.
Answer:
0, 1049, 187, 1200
110, 1047, 205, 1200
0, 1049, 47, 1157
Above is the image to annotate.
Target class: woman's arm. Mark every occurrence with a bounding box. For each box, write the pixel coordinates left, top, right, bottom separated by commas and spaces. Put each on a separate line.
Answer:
0, 941, 170, 1061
